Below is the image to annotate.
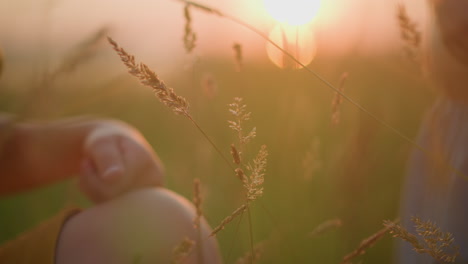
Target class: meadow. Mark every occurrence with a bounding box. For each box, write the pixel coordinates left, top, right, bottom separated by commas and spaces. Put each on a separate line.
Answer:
0, 1, 440, 263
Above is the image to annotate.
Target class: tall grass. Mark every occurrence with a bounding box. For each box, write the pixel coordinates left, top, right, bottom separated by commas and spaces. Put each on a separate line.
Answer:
0, 1, 463, 263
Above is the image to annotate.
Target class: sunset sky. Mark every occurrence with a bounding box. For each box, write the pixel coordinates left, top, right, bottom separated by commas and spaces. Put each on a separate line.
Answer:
0, 0, 429, 72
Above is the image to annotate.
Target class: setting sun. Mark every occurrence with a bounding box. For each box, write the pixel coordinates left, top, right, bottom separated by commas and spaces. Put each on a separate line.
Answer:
263, 0, 321, 26
266, 24, 317, 69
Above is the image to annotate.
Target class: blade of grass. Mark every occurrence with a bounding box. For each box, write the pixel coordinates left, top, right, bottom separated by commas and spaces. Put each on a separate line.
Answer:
171, 0, 467, 181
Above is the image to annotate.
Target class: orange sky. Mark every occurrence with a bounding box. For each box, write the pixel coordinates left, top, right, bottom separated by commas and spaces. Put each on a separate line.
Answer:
0, 0, 429, 72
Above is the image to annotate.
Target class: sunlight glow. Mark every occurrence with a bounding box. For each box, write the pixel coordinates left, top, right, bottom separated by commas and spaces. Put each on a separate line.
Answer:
263, 0, 321, 26
266, 24, 317, 69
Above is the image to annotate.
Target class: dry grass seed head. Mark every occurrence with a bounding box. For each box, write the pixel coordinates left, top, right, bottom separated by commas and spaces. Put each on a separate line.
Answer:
231, 144, 242, 165
108, 37, 190, 116
331, 72, 348, 125
309, 218, 343, 237
184, 4, 197, 53
245, 145, 268, 202
384, 220, 422, 251
200, 72, 218, 99
171, 237, 195, 264
341, 222, 391, 264
396, 3, 421, 61
55, 27, 109, 76
192, 178, 203, 229
235, 167, 247, 182
177, 0, 223, 16
397, 4, 421, 47
233, 43, 243, 72
384, 217, 459, 263
210, 204, 248, 236
413, 217, 459, 263
228, 97, 256, 146
235, 242, 265, 264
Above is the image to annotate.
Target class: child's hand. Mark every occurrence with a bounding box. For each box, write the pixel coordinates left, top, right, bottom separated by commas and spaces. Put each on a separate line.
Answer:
78, 121, 164, 203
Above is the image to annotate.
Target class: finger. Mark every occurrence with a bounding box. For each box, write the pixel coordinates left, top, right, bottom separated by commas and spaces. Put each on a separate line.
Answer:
119, 137, 164, 188
78, 159, 107, 203
85, 136, 125, 182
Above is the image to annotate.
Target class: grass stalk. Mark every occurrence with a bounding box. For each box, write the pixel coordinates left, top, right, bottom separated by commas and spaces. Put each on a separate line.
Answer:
187, 115, 235, 171
227, 211, 246, 263
247, 207, 255, 264
171, 0, 468, 181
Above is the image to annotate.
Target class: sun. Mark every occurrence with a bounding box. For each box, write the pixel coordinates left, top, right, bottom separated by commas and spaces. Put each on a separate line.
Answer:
263, 0, 322, 26
266, 24, 317, 69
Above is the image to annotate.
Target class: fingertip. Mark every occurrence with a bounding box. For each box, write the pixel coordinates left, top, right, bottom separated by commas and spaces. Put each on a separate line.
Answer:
102, 165, 125, 182
85, 135, 126, 181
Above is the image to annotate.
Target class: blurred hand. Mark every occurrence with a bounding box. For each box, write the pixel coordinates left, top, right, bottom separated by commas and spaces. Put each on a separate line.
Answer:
79, 121, 164, 203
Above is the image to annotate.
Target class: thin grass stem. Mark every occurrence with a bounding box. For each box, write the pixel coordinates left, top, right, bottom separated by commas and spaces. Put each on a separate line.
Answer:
247, 207, 255, 264
187, 115, 235, 171
171, 0, 467, 180
227, 211, 245, 263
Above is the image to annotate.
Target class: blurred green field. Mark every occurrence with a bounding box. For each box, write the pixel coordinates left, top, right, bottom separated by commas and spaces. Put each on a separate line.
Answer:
0, 47, 435, 263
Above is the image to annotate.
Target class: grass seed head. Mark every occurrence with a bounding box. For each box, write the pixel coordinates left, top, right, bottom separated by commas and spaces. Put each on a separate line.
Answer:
309, 218, 343, 237
396, 3, 421, 62
171, 237, 195, 264
184, 4, 197, 53
245, 145, 268, 202
228, 97, 256, 145
55, 27, 108, 76
235, 168, 247, 182
384, 217, 459, 263
235, 242, 265, 264
210, 204, 248, 237
108, 37, 190, 116
331, 72, 348, 125
231, 144, 242, 165
341, 222, 391, 264
233, 43, 243, 72
192, 178, 203, 229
